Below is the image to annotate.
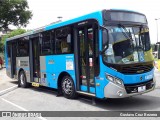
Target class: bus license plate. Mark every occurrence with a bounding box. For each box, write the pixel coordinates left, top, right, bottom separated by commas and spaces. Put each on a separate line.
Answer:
32, 82, 40, 87
138, 86, 146, 92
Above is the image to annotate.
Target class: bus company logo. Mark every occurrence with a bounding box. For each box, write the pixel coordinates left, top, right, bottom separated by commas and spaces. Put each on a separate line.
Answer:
140, 76, 143, 81
2, 112, 11, 117
136, 70, 144, 73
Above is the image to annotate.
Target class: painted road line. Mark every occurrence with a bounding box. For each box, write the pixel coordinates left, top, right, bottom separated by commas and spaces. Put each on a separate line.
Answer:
1, 98, 47, 120
0, 85, 18, 96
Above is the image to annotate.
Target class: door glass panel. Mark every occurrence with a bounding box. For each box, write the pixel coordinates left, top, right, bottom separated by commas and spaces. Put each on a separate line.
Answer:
33, 38, 40, 78
79, 30, 87, 85
12, 42, 17, 75
76, 21, 99, 93
88, 28, 94, 86
78, 27, 95, 87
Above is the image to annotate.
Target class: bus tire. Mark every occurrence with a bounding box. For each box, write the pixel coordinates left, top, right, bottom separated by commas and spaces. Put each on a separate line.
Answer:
61, 76, 77, 99
18, 71, 29, 88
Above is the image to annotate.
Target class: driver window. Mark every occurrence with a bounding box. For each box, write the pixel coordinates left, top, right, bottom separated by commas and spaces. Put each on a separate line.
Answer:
103, 30, 115, 63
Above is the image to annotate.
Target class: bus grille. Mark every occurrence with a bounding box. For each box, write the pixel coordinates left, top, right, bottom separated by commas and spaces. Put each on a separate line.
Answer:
125, 79, 154, 94
121, 64, 153, 74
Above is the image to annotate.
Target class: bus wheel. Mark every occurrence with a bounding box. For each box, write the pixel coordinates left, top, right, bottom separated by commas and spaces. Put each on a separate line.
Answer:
19, 71, 28, 88
61, 76, 77, 99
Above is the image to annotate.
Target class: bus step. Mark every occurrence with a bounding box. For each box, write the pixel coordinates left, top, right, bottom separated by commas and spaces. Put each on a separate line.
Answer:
76, 91, 95, 97
32, 82, 40, 87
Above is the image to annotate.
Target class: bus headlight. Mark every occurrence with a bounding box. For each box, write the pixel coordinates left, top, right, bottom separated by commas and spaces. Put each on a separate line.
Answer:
115, 78, 123, 85
106, 73, 123, 86
106, 75, 114, 82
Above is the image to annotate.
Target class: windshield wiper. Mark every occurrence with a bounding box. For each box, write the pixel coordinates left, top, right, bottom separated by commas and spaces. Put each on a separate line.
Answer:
118, 23, 137, 53
118, 24, 133, 42
100, 45, 108, 54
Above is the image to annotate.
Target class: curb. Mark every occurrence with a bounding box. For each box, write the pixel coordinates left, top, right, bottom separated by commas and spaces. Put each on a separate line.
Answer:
0, 85, 18, 96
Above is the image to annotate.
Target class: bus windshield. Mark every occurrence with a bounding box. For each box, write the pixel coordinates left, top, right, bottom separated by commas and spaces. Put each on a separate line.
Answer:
103, 25, 154, 64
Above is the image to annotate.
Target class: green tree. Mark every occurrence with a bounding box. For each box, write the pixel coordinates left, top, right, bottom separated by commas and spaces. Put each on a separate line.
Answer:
0, 29, 26, 53
0, 0, 32, 30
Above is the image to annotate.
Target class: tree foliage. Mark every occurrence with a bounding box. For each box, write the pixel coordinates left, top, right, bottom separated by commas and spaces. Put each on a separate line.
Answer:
0, 0, 32, 30
0, 29, 26, 53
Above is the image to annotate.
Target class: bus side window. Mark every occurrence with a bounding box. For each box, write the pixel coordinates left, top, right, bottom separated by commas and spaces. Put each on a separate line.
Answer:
7, 42, 11, 58
40, 31, 52, 55
55, 27, 73, 54
50, 30, 55, 54
88, 28, 93, 56
17, 38, 29, 57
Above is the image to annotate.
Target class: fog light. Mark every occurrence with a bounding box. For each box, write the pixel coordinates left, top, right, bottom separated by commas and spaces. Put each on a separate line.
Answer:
117, 91, 123, 96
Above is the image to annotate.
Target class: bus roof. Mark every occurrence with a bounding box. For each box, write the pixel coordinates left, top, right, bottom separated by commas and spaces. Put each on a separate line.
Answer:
6, 9, 144, 41
7, 10, 103, 41
110, 9, 142, 14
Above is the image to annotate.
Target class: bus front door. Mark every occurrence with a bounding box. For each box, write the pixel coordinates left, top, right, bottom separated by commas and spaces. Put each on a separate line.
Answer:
7, 42, 17, 78
76, 26, 97, 95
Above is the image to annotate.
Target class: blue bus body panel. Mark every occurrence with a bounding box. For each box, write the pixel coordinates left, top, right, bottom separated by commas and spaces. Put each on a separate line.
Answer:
95, 58, 154, 99
5, 41, 8, 69
5, 40, 11, 77
94, 26, 108, 98
45, 11, 103, 31
44, 54, 75, 89
44, 11, 104, 96
118, 69, 154, 85
80, 85, 95, 94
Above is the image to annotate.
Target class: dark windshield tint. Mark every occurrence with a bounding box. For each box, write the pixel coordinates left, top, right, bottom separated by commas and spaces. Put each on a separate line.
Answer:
103, 25, 153, 64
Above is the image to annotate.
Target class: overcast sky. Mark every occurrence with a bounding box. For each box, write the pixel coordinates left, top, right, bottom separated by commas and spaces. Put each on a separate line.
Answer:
26, 0, 160, 43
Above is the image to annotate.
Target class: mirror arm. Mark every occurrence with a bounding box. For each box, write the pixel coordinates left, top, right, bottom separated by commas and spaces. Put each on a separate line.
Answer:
100, 25, 107, 30
99, 45, 108, 55
99, 26, 109, 54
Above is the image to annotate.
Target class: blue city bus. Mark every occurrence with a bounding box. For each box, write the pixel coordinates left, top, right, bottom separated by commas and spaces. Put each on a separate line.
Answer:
5, 9, 155, 99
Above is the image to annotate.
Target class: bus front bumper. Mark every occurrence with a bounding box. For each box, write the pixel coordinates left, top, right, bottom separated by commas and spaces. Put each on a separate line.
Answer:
104, 79, 155, 98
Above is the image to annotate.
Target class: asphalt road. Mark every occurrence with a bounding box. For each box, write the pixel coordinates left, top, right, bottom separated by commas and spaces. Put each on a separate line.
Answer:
0, 68, 160, 120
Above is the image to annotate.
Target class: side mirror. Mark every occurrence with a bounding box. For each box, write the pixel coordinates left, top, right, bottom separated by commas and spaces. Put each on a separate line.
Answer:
103, 28, 109, 46
99, 28, 109, 54
158, 53, 160, 59
154, 44, 157, 51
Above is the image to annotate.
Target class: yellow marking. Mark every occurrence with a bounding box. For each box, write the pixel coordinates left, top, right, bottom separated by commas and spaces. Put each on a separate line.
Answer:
144, 49, 154, 61
157, 60, 160, 71
32, 82, 40, 87
96, 83, 100, 86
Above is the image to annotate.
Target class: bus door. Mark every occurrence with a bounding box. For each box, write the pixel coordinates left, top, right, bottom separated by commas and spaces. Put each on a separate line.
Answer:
6, 41, 16, 78
11, 41, 17, 78
76, 23, 99, 94
31, 37, 40, 82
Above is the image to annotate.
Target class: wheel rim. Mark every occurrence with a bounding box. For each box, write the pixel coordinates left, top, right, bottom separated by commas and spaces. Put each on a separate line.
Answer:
62, 77, 73, 95
20, 73, 25, 85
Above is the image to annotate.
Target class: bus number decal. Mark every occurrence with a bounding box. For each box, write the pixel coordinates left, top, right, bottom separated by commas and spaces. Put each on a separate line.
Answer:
145, 74, 153, 80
